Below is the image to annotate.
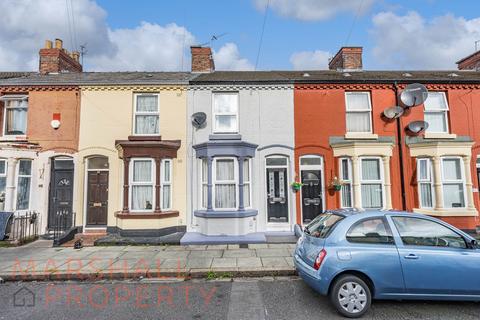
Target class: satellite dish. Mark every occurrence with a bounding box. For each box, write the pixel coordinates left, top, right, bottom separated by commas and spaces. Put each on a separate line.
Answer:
383, 106, 404, 119
407, 120, 429, 134
400, 83, 428, 107
191, 112, 207, 129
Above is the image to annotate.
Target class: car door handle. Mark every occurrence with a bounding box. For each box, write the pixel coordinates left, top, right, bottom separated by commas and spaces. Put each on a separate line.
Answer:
404, 254, 419, 260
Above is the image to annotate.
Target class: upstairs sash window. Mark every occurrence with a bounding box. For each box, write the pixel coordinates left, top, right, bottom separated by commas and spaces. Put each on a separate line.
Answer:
345, 92, 372, 133
134, 94, 159, 135
213, 93, 238, 133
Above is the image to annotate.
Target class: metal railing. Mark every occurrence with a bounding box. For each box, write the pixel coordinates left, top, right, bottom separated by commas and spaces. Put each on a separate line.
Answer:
8, 211, 39, 245
53, 210, 76, 246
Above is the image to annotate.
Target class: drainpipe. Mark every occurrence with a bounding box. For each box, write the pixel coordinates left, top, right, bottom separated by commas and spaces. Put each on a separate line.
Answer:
394, 82, 407, 210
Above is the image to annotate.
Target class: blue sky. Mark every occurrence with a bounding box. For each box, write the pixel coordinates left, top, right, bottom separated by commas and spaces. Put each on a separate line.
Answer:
1, 0, 480, 71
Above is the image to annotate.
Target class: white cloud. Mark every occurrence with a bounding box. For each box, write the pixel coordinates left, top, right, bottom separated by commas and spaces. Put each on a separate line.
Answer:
0, 0, 252, 72
254, 0, 375, 21
290, 50, 331, 70
213, 43, 254, 71
371, 11, 480, 69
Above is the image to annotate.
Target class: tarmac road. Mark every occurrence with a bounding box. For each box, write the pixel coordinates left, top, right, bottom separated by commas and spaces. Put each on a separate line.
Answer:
0, 277, 479, 320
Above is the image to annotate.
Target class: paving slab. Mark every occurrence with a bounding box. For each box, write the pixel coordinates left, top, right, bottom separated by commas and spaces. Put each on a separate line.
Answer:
261, 257, 290, 267
256, 248, 291, 257
236, 257, 262, 268
248, 243, 268, 249
189, 250, 223, 258
186, 257, 213, 269
206, 244, 228, 250
211, 257, 237, 268
223, 249, 256, 258
154, 250, 190, 259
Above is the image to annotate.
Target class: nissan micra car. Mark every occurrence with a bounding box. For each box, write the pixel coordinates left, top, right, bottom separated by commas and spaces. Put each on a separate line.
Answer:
293, 210, 480, 318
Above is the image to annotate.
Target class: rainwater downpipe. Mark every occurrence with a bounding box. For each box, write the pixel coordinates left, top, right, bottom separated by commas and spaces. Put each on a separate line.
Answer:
394, 81, 407, 210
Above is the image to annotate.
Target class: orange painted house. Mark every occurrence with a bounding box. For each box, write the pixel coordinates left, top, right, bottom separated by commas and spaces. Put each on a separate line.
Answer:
293, 47, 480, 231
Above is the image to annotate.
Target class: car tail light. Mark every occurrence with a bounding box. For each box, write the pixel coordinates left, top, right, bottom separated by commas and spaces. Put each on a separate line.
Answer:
313, 249, 327, 270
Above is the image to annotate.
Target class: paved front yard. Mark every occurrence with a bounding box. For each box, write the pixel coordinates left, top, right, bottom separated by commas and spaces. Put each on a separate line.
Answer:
0, 240, 296, 281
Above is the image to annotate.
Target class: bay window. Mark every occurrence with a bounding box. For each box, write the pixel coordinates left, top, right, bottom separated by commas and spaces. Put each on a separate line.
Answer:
243, 158, 251, 208
213, 93, 238, 133
201, 159, 208, 209
130, 159, 155, 211
339, 158, 353, 208
16, 159, 32, 210
134, 94, 159, 135
161, 159, 172, 210
417, 158, 434, 208
345, 92, 372, 133
360, 158, 384, 209
441, 158, 466, 208
4, 98, 28, 136
424, 92, 449, 133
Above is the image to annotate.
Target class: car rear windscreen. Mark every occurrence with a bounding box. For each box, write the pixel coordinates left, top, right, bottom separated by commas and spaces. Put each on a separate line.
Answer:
305, 213, 344, 238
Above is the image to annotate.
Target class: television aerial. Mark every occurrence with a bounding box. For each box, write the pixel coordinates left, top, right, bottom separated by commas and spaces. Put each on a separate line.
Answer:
407, 120, 429, 134
400, 83, 428, 107
383, 106, 404, 119
191, 112, 207, 129
199, 33, 228, 47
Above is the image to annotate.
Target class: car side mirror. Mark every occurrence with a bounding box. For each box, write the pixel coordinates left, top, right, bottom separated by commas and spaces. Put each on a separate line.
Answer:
293, 224, 303, 238
470, 239, 478, 249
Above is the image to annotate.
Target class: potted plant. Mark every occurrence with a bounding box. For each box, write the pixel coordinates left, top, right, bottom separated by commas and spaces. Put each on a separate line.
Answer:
291, 180, 303, 192
329, 176, 344, 191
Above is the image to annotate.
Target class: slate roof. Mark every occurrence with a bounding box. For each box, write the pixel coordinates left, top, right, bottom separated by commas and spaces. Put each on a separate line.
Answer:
0, 72, 193, 85
0, 70, 479, 86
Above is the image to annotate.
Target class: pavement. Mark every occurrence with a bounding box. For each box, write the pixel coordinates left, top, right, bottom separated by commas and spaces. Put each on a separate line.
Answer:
1, 277, 479, 320
0, 240, 296, 282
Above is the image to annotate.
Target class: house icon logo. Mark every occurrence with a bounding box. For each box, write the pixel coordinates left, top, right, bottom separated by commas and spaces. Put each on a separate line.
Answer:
13, 287, 35, 307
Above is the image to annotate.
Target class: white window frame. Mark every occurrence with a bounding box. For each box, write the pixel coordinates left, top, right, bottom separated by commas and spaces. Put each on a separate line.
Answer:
132, 93, 160, 136
2, 96, 28, 137
212, 157, 238, 211
160, 159, 172, 210
200, 158, 208, 210
243, 158, 252, 209
15, 159, 32, 211
345, 92, 372, 134
212, 92, 239, 134
339, 157, 353, 208
440, 156, 467, 209
424, 92, 449, 134
416, 158, 435, 208
0, 159, 7, 193
359, 157, 385, 210
129, 158, 156, 212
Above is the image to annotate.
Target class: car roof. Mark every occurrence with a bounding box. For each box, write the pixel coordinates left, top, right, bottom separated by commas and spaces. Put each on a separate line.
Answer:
324, 209, 428, 219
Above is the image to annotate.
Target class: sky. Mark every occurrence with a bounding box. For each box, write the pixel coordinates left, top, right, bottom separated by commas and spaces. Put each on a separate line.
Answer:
1, 0, 480, 72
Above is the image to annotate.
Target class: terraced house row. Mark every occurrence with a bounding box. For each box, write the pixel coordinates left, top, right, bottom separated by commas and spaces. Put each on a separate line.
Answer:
1, 39, 480, 243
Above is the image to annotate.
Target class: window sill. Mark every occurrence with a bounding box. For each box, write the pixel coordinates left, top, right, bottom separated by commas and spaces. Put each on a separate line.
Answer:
0, 135, 28, 141
413, 207, 478, 217
115, 210, 179, 219
194, 209, 258, 218
128, 135, 162, 141
423, 132, 457, 139
344, 133, 378, 140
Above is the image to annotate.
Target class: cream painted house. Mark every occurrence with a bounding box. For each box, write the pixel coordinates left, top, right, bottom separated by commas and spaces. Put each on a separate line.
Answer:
74, 73, 190, 236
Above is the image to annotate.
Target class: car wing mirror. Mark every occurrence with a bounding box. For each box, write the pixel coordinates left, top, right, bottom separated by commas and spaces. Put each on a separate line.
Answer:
470, 239, 478, 249
293, 224, 303, 238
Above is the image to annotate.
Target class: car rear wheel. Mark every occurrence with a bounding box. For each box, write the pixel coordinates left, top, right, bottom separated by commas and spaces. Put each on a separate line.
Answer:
330, 275, 371, 318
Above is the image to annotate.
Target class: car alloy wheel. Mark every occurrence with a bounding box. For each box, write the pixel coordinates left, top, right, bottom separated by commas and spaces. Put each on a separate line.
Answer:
330, 275, 371, 318
338, 281, 367, 314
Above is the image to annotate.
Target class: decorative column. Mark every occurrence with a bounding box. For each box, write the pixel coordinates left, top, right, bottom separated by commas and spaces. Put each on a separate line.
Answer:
351, 156, 362, 210
155, 157, 161, 213
4, 158, 18, 212
432, 156, 444, 210
382, 156, 393, 210
238, 156, 245, 211
207, 157, 213, 211
462, 155, 476, 210
122, 157, 131, 213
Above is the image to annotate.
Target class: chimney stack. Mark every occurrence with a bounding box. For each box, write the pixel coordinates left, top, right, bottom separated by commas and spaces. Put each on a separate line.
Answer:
191, 46, 215, 73
39, 38, 82, 74
328, 47, 363, 71
456, 51, 480, 71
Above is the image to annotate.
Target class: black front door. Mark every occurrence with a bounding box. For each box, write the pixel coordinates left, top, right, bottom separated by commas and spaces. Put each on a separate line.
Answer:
301, 170, 323, 224
48, 159, 74, 229
86, 171, 108, 226
266, 168, 289, 223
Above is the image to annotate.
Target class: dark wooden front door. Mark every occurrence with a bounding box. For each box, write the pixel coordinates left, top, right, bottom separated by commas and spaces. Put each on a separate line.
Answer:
86, 171, 108, 226
301, 170, 323, 224
266, 168, 289, 223
48, 159, 74, 229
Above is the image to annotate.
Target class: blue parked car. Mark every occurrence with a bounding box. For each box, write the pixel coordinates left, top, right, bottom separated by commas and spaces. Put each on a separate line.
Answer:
293, 210, 480, 318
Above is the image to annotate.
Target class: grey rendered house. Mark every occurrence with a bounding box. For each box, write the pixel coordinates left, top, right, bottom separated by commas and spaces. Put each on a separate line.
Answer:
184, 49, 296, 242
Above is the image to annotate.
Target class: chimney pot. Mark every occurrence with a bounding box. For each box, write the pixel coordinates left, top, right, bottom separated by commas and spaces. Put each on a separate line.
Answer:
191, 46, 215, 73
55, 38, 63, 49
328, 47, 363, 71
45, 40, 53, 49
